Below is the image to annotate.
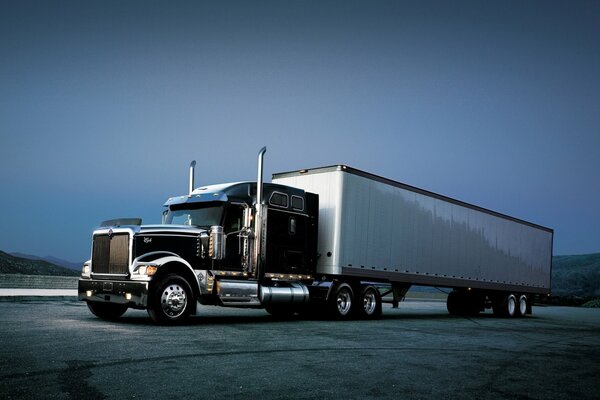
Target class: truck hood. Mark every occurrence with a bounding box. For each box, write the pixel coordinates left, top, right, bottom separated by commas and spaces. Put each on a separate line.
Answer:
93, 224, 207, 236
137, 224, 207, 235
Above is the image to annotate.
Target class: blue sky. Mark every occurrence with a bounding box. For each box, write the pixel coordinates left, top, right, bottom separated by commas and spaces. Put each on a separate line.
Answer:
1, 0, 599, 262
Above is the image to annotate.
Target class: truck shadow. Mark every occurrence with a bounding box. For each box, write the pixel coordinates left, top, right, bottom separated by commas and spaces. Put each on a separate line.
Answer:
109, 311, 495, 326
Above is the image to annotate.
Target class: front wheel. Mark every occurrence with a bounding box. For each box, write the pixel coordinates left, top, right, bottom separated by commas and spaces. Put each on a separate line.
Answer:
87, 302, 128, 321
148, 274, 194, 324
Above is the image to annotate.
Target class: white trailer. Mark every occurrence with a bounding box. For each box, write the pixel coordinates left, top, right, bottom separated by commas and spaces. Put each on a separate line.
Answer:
273, 165, 553, 317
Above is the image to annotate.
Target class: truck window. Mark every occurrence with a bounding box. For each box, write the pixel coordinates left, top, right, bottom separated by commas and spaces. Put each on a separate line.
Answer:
223, 205, 245, 233
269, 192, 288, 208
291, 195, 304, 211
165, 202, 224, 227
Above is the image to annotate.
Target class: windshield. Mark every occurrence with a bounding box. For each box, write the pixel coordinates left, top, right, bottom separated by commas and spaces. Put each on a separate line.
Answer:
164, 202, 225, 227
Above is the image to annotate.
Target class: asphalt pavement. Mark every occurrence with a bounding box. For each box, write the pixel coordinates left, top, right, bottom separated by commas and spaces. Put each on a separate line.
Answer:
0, 300, 599, 399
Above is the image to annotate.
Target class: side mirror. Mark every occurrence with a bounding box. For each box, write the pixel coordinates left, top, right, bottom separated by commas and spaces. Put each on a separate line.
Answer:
162, 209, 168, 224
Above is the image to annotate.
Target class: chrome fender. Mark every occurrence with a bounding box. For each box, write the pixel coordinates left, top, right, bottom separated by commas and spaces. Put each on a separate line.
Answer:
131, 252, 201, 295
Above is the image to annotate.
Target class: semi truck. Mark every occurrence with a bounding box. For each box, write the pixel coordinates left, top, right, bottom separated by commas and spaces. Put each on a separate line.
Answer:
78, 147, 553, 324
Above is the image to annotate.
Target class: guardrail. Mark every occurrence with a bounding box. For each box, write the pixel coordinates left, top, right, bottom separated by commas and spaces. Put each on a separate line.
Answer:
0, 274, 78, 289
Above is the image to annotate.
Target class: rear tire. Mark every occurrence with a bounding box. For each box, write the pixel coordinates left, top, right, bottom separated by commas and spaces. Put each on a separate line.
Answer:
516, 294, 528, 317
356, 285, 382, 319
148, 274, 194, 324
86, 302, 128, 321
328, 283, 354, 320
493, 293, 517, 318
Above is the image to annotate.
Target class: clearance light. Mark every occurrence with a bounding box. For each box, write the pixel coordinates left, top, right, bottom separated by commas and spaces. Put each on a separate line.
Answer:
86, 290, 93, 297
125, 293, 132, 300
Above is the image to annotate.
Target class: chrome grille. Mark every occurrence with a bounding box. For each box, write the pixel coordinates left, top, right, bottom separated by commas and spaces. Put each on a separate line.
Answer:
92, 233, 130, 275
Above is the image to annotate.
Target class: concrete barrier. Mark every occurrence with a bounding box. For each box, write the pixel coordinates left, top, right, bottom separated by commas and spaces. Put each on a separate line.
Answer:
0, 274, 78, 289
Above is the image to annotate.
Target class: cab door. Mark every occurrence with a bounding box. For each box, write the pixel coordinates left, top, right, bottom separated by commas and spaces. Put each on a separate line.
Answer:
223, 204, 245, 272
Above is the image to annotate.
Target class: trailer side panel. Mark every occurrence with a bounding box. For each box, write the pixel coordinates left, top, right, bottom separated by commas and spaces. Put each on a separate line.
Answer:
273, 166, 552, 294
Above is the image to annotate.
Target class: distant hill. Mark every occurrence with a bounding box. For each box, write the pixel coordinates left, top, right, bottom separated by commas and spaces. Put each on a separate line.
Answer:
551, 253, 600, 297
0, 251, 80, 276
10, 252, 83, 271
1, 248, 598, 296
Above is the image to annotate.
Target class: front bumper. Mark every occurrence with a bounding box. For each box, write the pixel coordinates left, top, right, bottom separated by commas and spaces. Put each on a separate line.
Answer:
78, 279, 149, 308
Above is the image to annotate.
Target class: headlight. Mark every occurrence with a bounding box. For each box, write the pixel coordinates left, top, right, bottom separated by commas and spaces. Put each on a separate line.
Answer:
81, 263, 91, 278
136, 264, 158, 276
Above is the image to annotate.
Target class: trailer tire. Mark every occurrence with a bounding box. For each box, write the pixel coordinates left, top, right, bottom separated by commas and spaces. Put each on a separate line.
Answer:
356, 285, 382, 319
86, 302, 128, 321
148, 274, 194, 324
493, 293, 517, 318
516, 294, 528, 317
328, 283, 354, 320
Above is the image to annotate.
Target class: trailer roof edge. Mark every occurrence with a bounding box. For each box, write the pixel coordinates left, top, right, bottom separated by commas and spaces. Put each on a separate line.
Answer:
272, 165, 553, 234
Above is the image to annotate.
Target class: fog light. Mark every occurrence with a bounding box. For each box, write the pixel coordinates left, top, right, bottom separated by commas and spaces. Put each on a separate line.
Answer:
125, 293, 132, 300
86, 290, 92, 297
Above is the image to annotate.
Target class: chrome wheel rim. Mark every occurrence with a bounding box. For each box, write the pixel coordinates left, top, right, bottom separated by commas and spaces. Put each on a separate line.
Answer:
337, 288, 352, 316
363, 290, 377, 315
161, 283, 187, 318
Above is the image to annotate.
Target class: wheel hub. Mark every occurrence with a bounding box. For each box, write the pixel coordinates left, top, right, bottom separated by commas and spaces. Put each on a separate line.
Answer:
337, 289, 352, 315
161, 284, 187, 317
363, 291, 376, 315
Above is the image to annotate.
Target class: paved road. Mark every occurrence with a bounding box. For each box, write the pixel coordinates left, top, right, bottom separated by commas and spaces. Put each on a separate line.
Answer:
0, 300, 598, 399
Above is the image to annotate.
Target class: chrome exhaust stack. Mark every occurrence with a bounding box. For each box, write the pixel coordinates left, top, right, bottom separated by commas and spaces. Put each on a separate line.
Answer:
189, 160, 196, 196
252, 146, 267, 278
256, 147, 267, 209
